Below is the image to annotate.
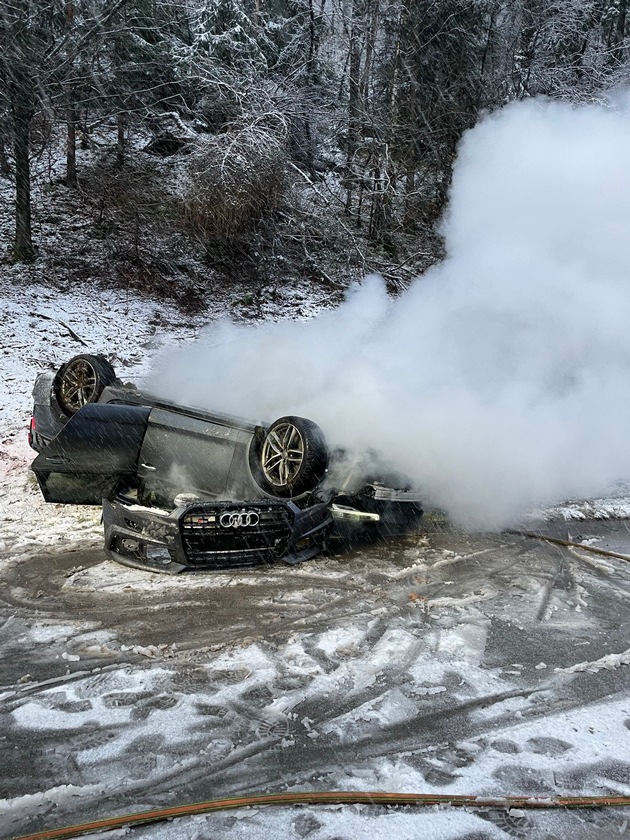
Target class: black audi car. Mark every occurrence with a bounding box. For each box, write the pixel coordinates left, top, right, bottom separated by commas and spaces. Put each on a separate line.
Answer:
29, 354, 422, 573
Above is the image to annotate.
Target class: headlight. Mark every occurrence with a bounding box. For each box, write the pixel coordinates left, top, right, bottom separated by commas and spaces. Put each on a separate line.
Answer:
330, 504, 380, 522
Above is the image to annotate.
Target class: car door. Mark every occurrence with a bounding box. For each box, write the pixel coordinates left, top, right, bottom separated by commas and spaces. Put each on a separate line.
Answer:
31, 404, 151, 505
136, 407, 257, 506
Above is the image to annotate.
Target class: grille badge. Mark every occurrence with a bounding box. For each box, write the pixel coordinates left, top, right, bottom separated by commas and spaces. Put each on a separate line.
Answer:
219, 511, 260, 528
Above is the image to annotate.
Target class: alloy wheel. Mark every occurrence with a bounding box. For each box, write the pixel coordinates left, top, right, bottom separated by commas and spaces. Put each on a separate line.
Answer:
261, 422, 305, 487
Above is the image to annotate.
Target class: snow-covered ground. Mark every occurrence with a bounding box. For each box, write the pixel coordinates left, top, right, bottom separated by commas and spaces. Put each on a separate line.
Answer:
2, 279, 630, 840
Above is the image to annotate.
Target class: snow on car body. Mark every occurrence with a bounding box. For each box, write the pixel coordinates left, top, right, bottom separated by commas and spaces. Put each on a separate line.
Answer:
29, 354, 422, 572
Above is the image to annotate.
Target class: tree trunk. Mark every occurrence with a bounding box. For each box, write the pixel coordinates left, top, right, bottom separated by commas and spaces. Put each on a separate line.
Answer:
65, 0, 78, 187
0, 139, 10, 176
613, 0, 627, 64
117, 111, 126, 168
369, 0, 403, 243
515, 0, 543, 96
13, 104, 35, 262
359, 0, 378, 102
345, 4, 363, 213
66, 103, 77, 186
403, 163, 416, 227
301, 0, 317, 177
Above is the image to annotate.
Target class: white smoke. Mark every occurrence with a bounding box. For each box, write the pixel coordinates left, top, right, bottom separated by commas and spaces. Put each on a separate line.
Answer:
147, 95, 630, 528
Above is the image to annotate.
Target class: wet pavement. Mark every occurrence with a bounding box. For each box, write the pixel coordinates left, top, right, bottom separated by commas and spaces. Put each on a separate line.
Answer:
1, 519, 630, 839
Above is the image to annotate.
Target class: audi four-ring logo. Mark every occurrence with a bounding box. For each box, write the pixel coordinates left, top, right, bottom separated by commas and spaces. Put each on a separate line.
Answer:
219, 511, 260, 528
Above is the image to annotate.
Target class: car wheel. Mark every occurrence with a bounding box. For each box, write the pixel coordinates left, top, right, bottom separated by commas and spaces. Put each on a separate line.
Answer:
52, 354, 118, 416
254, 416, 328, 498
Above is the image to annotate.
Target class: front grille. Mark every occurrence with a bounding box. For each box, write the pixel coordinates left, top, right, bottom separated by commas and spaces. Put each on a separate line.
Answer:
180, 502, 293, 568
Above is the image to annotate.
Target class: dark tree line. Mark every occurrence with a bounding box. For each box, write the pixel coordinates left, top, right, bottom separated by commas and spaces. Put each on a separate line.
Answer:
1, 0, 629, 262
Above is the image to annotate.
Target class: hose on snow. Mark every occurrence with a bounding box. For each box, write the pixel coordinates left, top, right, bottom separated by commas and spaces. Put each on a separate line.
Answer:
12, 790, 630, 840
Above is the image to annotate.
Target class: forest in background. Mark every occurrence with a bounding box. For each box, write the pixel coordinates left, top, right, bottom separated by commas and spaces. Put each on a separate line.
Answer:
1, 0, 629, 308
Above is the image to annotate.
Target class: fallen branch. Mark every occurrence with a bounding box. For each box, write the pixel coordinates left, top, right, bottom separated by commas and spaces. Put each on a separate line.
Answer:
29, 313, 88, 346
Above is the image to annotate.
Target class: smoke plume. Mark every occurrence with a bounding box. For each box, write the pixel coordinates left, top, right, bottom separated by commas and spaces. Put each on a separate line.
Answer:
147, 95, 630, 528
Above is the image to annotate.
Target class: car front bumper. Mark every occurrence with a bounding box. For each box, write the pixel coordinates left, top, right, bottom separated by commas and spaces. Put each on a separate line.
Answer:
102, 496, 333, 574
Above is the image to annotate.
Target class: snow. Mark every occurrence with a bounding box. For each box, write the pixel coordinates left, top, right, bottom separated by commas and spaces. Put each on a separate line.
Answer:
556, 648, 630, 674
2, 278, 630, 839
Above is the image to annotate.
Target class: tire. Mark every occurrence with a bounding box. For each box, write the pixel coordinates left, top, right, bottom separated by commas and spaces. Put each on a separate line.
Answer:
252, 416, 328, 498
52, 354, 118, 416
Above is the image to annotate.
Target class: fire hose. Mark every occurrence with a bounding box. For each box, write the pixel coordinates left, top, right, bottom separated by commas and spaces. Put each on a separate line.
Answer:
508, 529, 630, 562
12, 791, 630, 840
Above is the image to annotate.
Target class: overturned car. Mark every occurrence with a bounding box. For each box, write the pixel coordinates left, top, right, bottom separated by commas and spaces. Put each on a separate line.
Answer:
29, 354, 422, 573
